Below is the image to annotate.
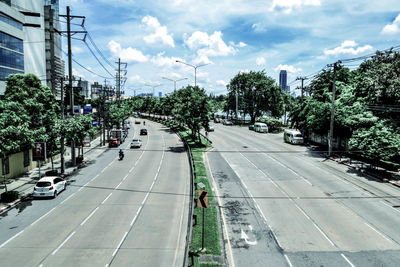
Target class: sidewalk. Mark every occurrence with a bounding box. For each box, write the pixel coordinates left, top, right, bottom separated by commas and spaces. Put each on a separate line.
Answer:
328, 154, 400, 188
0, 135, 107, 214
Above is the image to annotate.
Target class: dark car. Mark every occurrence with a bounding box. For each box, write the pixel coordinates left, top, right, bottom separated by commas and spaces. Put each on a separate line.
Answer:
108, 138, 119, 147
140, 128, 148, 135
248, 124, 254, 130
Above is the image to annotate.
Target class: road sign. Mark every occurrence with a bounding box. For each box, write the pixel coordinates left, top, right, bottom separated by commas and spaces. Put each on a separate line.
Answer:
198, 190, 208, 208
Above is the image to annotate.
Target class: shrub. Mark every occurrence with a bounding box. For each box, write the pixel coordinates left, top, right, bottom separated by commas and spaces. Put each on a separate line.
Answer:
258, 117, 283, 133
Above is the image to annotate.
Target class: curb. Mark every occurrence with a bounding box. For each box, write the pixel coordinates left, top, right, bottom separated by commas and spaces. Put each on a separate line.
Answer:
328, 157, 400, 189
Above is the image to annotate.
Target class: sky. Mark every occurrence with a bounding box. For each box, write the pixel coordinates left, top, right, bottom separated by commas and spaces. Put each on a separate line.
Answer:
59, 0, 400, 97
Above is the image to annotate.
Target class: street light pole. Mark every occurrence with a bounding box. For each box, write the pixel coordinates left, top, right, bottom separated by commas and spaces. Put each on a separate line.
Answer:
175, 60, 210, 87
162, 77, 188, 90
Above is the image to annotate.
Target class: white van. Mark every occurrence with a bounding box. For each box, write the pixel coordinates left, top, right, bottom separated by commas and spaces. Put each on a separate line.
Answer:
284, 129, 304, 144
254, 122, 268, 133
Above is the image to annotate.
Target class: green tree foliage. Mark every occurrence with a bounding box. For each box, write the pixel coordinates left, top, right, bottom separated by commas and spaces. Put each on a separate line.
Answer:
0, 74, 60, 159
227, 70, 283, 123
171, 86, 211, 143
289, 50, 400, 165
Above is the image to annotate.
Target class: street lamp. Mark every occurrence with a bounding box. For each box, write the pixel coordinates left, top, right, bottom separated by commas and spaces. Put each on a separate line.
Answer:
175, 60, 210, 87
145, 84, 162, 97
162, 77, 188, 90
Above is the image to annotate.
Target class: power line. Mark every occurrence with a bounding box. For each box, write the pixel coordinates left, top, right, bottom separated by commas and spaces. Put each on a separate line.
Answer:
83, 26, 115, 69
83, 40, 114, 78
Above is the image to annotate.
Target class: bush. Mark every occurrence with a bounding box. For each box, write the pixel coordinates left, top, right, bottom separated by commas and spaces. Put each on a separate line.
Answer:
257, 117, 283, 133
1, 191, 19, 203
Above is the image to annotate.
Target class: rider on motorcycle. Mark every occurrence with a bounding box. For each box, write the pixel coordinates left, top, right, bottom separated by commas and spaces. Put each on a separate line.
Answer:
119, 149, 124, 159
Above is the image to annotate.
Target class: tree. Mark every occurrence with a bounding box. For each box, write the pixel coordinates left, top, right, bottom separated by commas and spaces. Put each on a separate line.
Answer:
227, 70, 284, 123
172, 86, 211, 143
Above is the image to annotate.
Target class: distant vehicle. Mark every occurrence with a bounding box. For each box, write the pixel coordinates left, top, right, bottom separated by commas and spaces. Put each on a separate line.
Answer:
33, 176, 66, 198
130, 138, 142, 148
284, 129, 304, 144
208, 124, 215, 132
214, 118, 221, 123
248, 124, 254, 130
254, 122, 268, 133
108, 138, 119, 147
135, 120, 141, 124
140, 128, 148, 135
109, 129, 125, 143
223, 120, 233, 125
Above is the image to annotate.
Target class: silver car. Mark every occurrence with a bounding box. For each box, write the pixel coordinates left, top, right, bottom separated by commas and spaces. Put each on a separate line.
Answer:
33, 176, 66, 198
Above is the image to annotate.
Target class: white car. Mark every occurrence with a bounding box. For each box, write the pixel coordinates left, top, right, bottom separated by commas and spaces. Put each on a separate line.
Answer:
130, 138, 142, 148
33, 176, 66, 198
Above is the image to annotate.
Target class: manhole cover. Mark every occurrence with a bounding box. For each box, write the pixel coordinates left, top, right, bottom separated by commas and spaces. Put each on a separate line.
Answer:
243, 146, 248, 148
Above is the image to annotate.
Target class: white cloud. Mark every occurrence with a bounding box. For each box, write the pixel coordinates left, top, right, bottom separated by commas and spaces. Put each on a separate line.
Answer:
270, 0, 320, 14
274, 64, 302, 73
230, 41, 247, 48
256, 57, 266, 65
108, 40, 148, 63
382, 14, 400, 34
130, 74, 141, 81
252, 23, 265, 32
216, 80, 228, 87
323, 40, 373, 56
142, 16, 175, 47
72, 46, 83, 54
185, 31, 237, 64
151, 52, 183, 67
239, 69, 250, 74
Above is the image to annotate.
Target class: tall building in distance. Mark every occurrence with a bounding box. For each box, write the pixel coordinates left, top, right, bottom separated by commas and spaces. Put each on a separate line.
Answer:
279, 70, 289, 92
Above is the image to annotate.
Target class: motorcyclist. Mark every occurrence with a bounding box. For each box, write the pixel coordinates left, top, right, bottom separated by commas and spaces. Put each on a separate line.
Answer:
143, 121, 146, 126
119, 149, 124, 159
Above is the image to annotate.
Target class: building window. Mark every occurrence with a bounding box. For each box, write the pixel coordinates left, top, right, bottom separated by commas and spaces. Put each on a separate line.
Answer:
0, 12, 23, 30
0, 31, 24, 53
0, 48, 24, 70
23, 150, 30, 167
0, 67, 24, 80
2, 157, 10, 175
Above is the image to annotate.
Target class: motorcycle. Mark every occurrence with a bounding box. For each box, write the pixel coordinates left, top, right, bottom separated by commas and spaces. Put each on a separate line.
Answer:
119, 152, 124, 160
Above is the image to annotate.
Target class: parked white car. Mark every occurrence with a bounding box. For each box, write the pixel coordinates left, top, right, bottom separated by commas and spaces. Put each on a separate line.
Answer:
33, 176, 66, 198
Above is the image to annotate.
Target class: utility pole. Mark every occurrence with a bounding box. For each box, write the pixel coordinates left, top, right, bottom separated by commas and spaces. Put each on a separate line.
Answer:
59, 6, 86, 166
115, 58, 127, 107
296, 76, 308, 101
327, 61, 341, 157
60, 76, 65, 173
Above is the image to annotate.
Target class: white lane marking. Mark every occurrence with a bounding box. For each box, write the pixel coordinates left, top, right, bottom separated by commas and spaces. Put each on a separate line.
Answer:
313, 223, 335, 246
112, 232, 128, 257
364, 222, 394, 244
51, 231, 75, 255
266, 154, 312, 185
31, 207, 57, 226
240, 153, 278, 187
0, 230, 24, 248
206, 151, 236, 267
115, 181, 123, 189
284, 254, 294, 267
90, 174, 100, 182
130, 214, 138, 227
78, 186, 84, 192
102, 193, 113, 204
294, 204, 311, 220
60, 193, 75, 205
241, 229, 257, 245
122, 174, 128, 181
80, 207, 99, 226
380, 201, 400, 215
341, 253, 355, 267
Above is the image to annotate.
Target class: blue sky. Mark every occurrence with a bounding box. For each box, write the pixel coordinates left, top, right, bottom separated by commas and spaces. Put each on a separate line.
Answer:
60, 0, 400, 96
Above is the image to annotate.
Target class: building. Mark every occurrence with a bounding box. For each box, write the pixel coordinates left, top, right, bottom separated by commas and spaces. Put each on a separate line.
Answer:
0, 0, 25, 95
279, 70, 289, 92
0, 0, 64, 98
77, 79, 89, 98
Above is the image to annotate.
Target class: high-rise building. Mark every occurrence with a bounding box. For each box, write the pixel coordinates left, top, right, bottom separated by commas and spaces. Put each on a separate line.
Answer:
0, 0, 25, 95
279, 70, 288, 92
0, 0, 64, 98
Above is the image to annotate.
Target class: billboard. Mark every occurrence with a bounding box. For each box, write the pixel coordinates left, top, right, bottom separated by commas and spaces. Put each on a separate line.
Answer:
33, 142, 47, 161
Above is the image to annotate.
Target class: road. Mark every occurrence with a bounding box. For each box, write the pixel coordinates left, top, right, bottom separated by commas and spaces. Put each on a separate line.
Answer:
0, 118, 190, 267
207, 123, 400, 267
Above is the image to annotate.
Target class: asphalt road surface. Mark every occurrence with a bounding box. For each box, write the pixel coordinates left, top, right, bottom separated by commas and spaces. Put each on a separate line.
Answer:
206, 123, 400, 267
0, 118, 190, 267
